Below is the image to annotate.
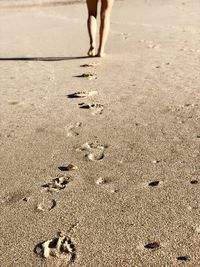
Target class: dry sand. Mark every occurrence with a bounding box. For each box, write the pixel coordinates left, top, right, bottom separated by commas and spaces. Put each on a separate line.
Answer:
0, 0, 200, 266
0, 0, 84, 8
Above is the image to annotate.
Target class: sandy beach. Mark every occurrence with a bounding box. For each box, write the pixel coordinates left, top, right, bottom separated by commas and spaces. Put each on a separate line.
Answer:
0, 0, 200, 266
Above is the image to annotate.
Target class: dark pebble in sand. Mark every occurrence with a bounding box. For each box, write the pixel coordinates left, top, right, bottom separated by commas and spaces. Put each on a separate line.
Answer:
144, 242, 160, 249
58, 164, 77, 172
23, 197, 30, 202
191, 180, 198, 184
148, 181, 159, 187
177, 256, 190, 261
58, 166, 68, 171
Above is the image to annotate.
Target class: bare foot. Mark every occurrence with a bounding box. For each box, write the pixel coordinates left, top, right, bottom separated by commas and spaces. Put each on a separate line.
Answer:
88, 45, 95, 57
97, 49, 106, 57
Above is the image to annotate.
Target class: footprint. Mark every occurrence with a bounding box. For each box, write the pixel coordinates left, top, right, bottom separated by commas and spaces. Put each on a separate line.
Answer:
35, 232, 76, 264
67, 91, 98, 98
77, 142, 107, 161
139, 39, 160, 49
42, 175, 71, 192
1, 190, 31, 206
78, 103, 104, 115
65, 122, 82, 137
36, 199, 57, 211
75, 73, 97, 80
80, 62, 100, 67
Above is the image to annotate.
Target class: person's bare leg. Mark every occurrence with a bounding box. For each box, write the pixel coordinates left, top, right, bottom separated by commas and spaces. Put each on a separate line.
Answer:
97, 0, 114, 57
86, 0, 98, 56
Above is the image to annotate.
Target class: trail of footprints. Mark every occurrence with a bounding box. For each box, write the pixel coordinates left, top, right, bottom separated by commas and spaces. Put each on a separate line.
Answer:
34, 62, 105, 265
67, 90, 104, 116
18, 59, 196, 264
68, 63, 104, 116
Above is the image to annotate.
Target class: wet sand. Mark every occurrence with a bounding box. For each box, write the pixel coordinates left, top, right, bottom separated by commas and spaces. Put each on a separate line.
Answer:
0, 0, 200, 266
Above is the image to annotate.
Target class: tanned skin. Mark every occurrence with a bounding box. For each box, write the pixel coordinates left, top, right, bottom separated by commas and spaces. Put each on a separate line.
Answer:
86, 0, 114, 57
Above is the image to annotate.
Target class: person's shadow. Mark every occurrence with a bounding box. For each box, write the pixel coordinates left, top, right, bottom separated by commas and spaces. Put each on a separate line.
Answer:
0, 56, 89, 61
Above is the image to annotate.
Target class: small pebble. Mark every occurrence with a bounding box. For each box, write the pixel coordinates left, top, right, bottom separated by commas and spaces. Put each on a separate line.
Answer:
96, 177, 106, 185
152, 160, 160, 164
23, 197, 30, 202
36, 204, 44, 211
58, 164, 78, 171
111, 189, 119, 193
148, 181, 159, 187
191, 180, 198, 184
67, 164, 78, 171
144, 242, 160, 249
50, 199, 57, 210
177, 256, 190, 261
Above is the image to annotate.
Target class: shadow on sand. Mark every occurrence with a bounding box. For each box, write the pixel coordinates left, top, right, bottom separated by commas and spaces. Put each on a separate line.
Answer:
0, 56, 89, 62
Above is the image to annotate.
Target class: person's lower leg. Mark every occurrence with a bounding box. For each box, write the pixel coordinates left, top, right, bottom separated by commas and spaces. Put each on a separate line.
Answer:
87, 15, 97, 56
98, 13, 110, 56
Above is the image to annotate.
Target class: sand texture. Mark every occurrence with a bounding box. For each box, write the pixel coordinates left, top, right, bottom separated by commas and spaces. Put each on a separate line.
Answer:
1, 0, 200, 266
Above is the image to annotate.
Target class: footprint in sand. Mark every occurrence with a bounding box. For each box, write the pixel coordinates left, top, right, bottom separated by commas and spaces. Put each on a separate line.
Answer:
77, 142, 107, 161
65, 122, 82, 137
67, 91, 98, 99
139, 39, 160, 49
35, 232, 76, 264
1, 190, 31, 206
80, 62, 100, 68
75, 73, 97, 80
78, 103, 104, 115
42, 175, 71, 193
36, 199, 57, 211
